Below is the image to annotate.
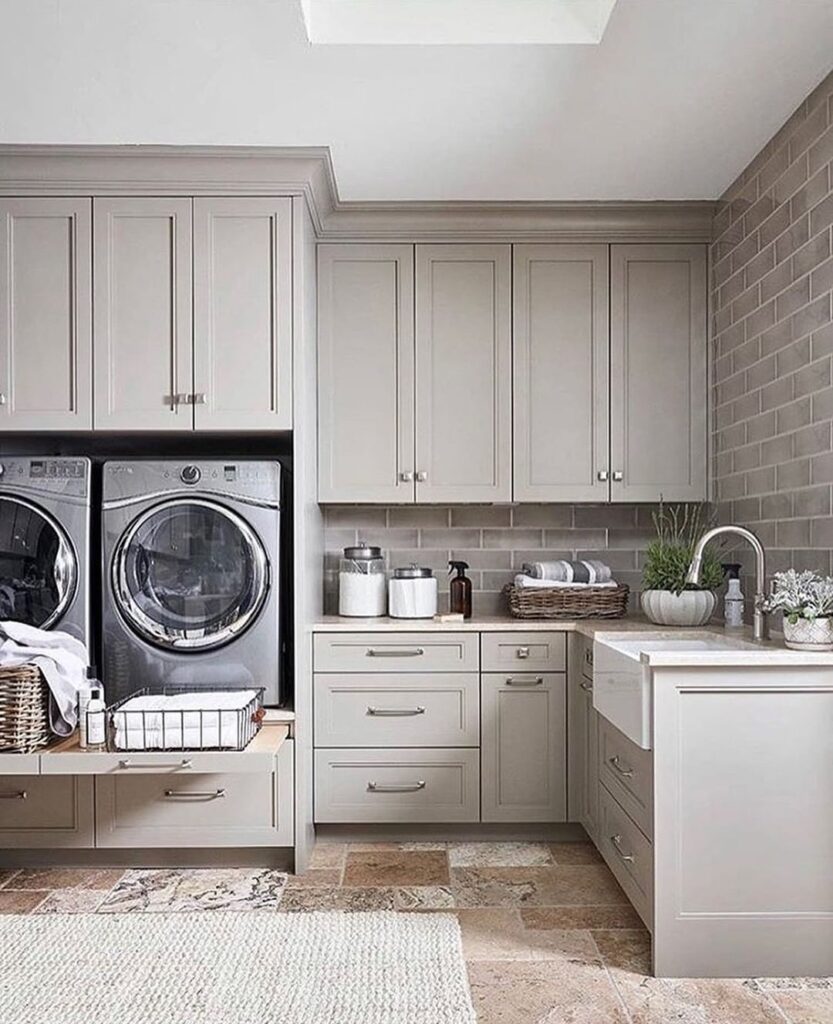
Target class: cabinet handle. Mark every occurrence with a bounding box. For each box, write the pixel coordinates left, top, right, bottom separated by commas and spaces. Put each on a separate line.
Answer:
399, 471, 414, 482
0, 790, 26, 800
192, 393, 207, 405
597, 470, 609, 482
367, 781, 426, 793
367, 706, 426, 716
608, 755, 634, 778
166, 393, 190, 408
0, 393, 7, 406
118, 758, 193, 770
164, 789, 225, 800
416, 471, 428, 482
612, 470, 624, 482
610, 833, 635, 863
579, 680, 593, 692
505, 676, 543, 686
366, 647, 425, 658
516, 646, 531, 659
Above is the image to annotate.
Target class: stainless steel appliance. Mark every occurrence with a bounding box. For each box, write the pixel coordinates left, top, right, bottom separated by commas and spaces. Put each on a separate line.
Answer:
101, 460, 282, 704
0, 457, 91, 648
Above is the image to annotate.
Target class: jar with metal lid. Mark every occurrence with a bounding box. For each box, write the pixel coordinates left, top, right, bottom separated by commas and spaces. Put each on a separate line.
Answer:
338, 542, 387, 617
388, 564, 438, 619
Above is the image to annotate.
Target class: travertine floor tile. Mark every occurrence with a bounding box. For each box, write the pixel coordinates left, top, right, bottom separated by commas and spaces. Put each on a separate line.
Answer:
449, 841, 553, 868
467, 958, 629, 1023
12, 868, 124, 891
0, 870, 20, 889
592, 927, 652, 974
98, 868, 286, 913
549, 840, 604, 865
395, 886, 456, 910
523, 904, 643, 930
0, 890, 48, 914
32, 889, 108, 914
343, 850, 450, 886
284, 868, 342, 888
612, 976, 789, 1024
279, 885, 396, 912
308, 843, 347, 870
458, 907, 600, 963
452, 865, 628, 908
767, 988, 833, 1023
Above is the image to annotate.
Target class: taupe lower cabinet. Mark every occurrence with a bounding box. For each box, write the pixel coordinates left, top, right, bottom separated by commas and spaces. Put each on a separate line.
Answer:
568, 635, 600, 841
95, 196, 292, 431
0, 198, 92, 430
318, 243, 512, 503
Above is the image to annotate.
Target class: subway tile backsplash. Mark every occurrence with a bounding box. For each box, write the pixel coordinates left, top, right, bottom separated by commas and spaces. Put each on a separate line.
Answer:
323, 504, 660, 615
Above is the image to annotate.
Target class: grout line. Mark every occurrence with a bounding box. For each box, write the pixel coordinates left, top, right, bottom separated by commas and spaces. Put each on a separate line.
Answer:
587, 930, 637, 1024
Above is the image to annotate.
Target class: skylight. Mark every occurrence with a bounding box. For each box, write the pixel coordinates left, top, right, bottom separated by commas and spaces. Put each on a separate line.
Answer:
299, 0, 619, 45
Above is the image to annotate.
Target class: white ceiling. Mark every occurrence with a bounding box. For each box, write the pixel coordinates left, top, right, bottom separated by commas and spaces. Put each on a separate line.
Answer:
0, 0, 832, 201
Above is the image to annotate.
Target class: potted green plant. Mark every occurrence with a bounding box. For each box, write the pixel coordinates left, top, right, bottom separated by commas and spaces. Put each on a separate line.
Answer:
641, 503, 724, 626
762, 570, 833, 650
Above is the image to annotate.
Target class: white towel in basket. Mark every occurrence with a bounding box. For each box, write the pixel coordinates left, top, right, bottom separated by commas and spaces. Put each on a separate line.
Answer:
113, 691, 258, 750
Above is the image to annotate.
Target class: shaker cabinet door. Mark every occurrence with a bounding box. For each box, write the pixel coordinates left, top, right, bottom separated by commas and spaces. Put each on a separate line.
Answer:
610, 244, 707, 502
318, 244, 415, 503
0, 199, 92, 430
193, 198, 292, 431
93, 198, 193, 431
415, 245, 512, 503
513, 245, 609, 501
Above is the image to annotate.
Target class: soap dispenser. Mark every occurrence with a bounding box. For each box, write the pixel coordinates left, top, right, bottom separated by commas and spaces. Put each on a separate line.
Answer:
722, 563, 744, 629
448, 560, 472, 619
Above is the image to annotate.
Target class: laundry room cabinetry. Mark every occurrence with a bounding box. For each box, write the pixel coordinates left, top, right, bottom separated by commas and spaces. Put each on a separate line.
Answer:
0, 198, 93, 431
93, 196, 292, 432
317, 243, 512, 503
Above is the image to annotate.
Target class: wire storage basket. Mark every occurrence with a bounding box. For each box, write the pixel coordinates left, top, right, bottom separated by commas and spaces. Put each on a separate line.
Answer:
505, 583, 630, 620
105, 687, 266, 753
0, 665, 52, 754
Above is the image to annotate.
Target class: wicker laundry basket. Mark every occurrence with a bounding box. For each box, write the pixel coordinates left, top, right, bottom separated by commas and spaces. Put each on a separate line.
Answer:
0, 665, 52, 754
506, 583, 630, 620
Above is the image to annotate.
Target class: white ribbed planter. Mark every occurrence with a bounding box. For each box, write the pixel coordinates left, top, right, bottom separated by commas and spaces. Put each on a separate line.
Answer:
782, 616, 833, 651
641, 589, 716, 627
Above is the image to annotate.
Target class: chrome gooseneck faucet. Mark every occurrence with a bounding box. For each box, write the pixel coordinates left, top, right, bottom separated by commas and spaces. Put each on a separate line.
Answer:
686, 525, 768, 641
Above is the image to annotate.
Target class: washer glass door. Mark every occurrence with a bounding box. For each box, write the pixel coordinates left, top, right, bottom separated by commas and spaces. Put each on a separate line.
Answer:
0, 496, 76, 629
113, 499, 269, 650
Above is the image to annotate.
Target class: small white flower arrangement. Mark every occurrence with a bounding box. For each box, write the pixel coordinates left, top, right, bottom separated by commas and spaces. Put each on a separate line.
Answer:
762, 570, 833, 650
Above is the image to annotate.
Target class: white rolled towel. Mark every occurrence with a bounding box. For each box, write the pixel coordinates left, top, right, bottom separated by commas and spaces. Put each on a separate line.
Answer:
513, 574, 618, 590
522, 559, 612, 583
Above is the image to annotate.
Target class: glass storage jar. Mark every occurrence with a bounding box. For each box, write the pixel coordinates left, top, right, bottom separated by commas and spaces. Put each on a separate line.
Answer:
338, 542, 387, 617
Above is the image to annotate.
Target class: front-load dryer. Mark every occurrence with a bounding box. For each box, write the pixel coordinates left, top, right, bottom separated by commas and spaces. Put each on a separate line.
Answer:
102, 460, 282, 705
0, 457, 91, 650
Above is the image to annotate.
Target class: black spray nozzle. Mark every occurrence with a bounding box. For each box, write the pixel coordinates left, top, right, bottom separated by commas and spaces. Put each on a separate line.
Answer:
721, 563, 742, 579
448, 560, 469, 577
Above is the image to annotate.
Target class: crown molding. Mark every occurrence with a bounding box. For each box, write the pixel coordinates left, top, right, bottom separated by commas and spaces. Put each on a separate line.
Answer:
0, 144, 716, 241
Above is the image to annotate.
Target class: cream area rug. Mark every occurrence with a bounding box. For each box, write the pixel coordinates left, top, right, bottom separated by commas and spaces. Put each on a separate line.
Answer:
0, 911, 476, 1024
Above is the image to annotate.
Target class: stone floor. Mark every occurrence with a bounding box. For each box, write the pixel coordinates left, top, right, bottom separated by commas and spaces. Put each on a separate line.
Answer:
1, 841, 830, 1023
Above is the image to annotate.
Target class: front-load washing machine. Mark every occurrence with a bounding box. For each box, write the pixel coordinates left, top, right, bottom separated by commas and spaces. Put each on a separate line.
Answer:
0, 457, 91, 650
102, 460, 282, 704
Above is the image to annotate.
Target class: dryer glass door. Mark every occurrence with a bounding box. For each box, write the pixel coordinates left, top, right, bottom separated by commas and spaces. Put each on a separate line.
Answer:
113, 498, 270, 650
0, 496, 77, 629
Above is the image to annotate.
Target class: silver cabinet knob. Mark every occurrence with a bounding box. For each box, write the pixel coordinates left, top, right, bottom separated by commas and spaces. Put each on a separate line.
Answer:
0, 392, 6, 406
516, 646, 530, 659
612, 470, 624, 482
416, 471, 428, 482
597, 470, 609, 481
399, 471, 414, 482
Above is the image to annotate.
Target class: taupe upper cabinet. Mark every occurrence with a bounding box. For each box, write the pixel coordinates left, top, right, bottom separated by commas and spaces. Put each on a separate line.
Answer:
415, 245, 512, 503
0, 199, 92, 430
610, 244, 707, 502
513, 245, 609, 502
318, 244, 415, 503
193, 198, 292, 431
93, 198, 193, 431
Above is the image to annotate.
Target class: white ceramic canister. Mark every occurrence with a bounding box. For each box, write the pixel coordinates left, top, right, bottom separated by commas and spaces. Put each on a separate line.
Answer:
338, 542, 387, 617
388, 564, 438, 619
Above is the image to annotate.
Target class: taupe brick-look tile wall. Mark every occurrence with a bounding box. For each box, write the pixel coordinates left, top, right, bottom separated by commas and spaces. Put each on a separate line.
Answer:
712, 70, 833, 586
322, 504, 662, 616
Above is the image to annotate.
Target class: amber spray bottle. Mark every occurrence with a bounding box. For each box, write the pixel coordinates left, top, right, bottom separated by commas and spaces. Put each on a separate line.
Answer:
448, 560, 472, 619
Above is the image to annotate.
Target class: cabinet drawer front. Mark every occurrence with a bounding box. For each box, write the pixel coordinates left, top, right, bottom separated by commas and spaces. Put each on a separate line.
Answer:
314, 673, 479, 748
314, 633, 478, 673
315, 748, 479, 823
97, 772, 275, 848
598, 784, 653, 929
0, 775, 94, 848
598, 716, 653, 839
481, 632, 566, 673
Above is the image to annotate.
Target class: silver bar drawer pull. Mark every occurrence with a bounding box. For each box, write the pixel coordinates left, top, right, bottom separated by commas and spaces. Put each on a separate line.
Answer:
164, 789, 226, 800
0, 791, 26, 800
366, 647, 425, 658
505, 676, 544, 687
367, 706, 426, 716
367, 781, 426, 793
118, 758, 193, 770
608, 755, 634, 778
610, 834, 635, 863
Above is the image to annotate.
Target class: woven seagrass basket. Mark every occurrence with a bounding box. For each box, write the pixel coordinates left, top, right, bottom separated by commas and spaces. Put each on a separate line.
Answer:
0, 665, 52, 754
505, 583, 630, 620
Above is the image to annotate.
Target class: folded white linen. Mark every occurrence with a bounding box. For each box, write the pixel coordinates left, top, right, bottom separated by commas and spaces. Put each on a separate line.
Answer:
113, 690, 258, 750
513, 575, 618, 590
522, 559, 612, 583
0, 621, 88, 736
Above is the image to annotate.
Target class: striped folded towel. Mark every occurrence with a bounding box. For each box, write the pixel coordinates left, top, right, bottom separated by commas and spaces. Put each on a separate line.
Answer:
521, 559, 612, 584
